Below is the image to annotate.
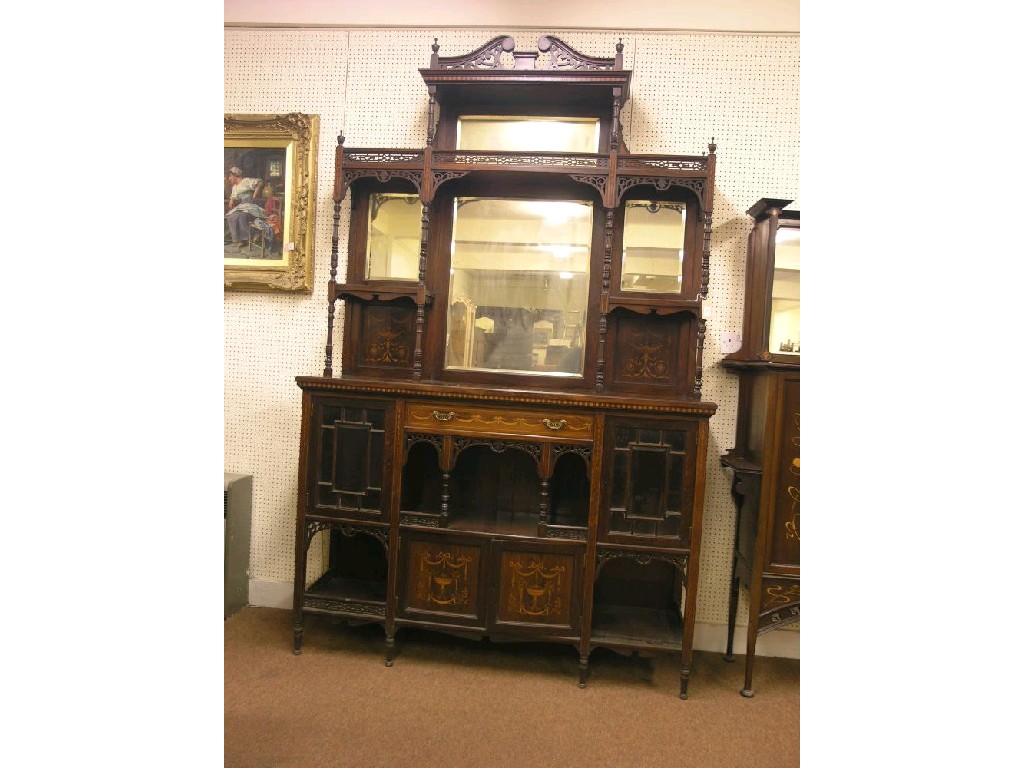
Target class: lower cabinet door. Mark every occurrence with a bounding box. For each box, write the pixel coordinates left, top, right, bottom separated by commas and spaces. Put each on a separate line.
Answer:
397, 533, 487, 629
491, 541, 582, 636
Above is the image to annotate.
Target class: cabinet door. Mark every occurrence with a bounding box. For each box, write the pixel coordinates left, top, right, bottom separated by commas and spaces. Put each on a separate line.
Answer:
491, 541, 582, 636
308, 396, 393, 521
765, 375, 799, 571
397, 532, 487, 629
601, 416, 701, 549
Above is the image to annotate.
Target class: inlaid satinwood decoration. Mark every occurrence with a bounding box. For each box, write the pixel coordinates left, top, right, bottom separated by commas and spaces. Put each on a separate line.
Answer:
417, 551, 471, 607
505, 558, 566, 618
785, 412, 800, 541
362, 306, 414, 365
760, 580, 800, 632
770, 379, 800, 565
615, 318, 678, 384
624, 332, 670, 379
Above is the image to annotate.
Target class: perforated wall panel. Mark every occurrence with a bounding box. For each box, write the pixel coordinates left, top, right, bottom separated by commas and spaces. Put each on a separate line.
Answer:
224, 28, 799, 627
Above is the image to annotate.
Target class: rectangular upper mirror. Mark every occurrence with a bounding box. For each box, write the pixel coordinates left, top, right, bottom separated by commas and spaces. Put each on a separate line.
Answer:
769, 225, 800, 354
620, 200, 685, 294
457, 116, 600, 153
445, 197, 593, 377
366, 193, 421, 281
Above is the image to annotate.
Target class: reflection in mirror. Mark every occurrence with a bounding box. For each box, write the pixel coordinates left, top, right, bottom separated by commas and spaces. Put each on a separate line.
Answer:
445, 197, 593, 376
366, 193, 421, 281
457, 116, 600, 153
620, 201, 685, 293
769, 225, 800, 354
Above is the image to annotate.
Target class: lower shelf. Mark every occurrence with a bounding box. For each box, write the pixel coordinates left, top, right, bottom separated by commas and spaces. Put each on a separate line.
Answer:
303, 572, 387, 619
589, 604, 682, 652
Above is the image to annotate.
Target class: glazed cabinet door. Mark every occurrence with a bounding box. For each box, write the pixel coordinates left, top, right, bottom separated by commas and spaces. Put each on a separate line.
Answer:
600, 416, 701, 549
490, 541, 583, 636
307, 395, 394, 522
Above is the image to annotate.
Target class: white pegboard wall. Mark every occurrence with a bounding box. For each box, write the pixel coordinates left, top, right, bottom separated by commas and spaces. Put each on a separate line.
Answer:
224, 28, 799, 627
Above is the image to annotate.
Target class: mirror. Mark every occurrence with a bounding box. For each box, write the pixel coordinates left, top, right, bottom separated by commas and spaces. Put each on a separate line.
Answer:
366, 193, 421, 280
457, 116, 600, 153
769, 224, 800, 354
620, 201, 685, 293
445, 197, 593, 376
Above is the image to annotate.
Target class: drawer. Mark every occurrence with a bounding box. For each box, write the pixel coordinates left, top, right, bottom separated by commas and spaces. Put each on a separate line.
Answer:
405, 402, 593, 440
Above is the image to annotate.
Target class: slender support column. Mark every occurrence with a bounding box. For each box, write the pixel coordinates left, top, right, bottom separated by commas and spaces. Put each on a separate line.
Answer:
694, 317, 706, 397
596, 208, 613, 392
439, 470, 450, 527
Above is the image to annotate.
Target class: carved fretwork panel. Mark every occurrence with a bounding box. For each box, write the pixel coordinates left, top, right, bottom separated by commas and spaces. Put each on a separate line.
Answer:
494, 546, 578, 632
614, 176, 705, 208
399, 536, 485, 627
603, 420, 697, 547
313, 402, 388, 517
768, 379, 800, 569
357, 303, 416, 371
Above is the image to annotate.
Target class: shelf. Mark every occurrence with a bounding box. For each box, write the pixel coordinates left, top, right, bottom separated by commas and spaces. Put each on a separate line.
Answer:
589, 604, 682, 651
306, 572, 387, 604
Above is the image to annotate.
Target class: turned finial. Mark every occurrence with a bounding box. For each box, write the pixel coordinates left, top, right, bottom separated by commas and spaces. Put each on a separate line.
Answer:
708, 138, 717, 154
337, 132, 345, 146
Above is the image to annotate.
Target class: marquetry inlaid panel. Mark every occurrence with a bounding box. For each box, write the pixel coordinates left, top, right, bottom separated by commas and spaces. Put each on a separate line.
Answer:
495, 548, 577, 631
768, 377, 800, 569
357, 303, 416, 369
400, 537, 485, 625
607, 313, 692, 394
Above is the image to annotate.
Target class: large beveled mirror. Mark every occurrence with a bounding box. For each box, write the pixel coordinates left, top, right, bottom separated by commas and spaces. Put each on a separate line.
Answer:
620, 200, 686, 294
445, 197, 593, 376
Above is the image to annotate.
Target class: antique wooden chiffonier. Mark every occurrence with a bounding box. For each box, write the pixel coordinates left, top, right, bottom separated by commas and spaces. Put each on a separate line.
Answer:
720, 198, 800, 696
291, 34, 719, 698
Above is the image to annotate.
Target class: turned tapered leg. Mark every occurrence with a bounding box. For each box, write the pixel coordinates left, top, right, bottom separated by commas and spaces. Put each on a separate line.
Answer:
578, 654, 589, 688
384, 632, 396, 667
679, 664, 691, 700
293, 624, 303, 655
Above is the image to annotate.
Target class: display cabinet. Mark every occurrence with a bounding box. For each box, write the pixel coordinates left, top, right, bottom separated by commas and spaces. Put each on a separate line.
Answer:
720, 198, 800, 696
293, 34, 719, 698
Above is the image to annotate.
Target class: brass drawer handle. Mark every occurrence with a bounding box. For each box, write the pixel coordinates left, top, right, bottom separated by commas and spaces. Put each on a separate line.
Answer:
543, 418, 567, 430
431, 410, 456, 422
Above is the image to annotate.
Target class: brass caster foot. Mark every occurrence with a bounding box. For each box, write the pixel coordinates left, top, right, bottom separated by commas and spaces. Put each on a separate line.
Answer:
740, 688, 755, 698
723, 653, 735, 662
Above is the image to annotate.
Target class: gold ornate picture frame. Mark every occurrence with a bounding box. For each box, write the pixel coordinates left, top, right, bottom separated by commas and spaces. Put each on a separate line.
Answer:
224, 113, 319, 292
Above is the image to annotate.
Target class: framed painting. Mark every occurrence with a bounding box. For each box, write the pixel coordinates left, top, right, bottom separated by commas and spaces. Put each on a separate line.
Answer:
225, 113, 320, 292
